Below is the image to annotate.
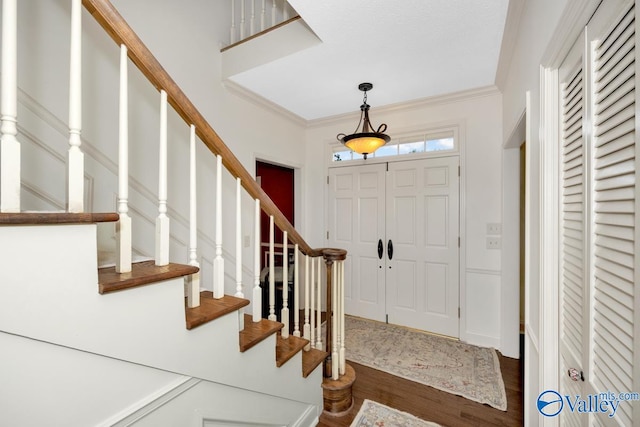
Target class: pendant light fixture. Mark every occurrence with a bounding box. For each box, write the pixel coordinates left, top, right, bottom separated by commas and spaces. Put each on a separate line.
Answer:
337, 82, 390, 159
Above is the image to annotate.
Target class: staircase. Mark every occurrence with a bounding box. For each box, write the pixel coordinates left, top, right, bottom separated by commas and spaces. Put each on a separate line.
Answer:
0, 0, 351, 425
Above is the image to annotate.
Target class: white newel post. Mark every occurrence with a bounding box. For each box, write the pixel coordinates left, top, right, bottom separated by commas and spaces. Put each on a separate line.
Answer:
293, 244, 300, 337
0, 0, 20, 213
213, 154, 225, 298
155, 90, 170, 266
268, 215, 276, 320
336, 261, 340, 380
315, 256, 322, 349
235, 177, 243, 298
303, 254, 311, 350
281, 231, 289, 338
252, 199, 262, 321
116, 44, 132, 273
186, 124, 200, 308
309, 254, 315, 348
67, 0, 84, 213
339, 260, 346, 375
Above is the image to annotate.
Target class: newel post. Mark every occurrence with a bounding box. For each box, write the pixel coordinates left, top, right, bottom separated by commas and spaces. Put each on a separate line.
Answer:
322, 248, 347, 378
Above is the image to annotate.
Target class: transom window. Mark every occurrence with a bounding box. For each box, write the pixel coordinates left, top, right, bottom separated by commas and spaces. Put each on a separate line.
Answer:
331, 128, 457, 162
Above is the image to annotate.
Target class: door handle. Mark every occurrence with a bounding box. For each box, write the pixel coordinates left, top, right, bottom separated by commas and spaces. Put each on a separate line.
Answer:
387, 239, 393, 260
377, 239, 384, 259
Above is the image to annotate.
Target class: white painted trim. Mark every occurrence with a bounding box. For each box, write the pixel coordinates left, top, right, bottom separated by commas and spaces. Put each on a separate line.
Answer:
97, 377, 198, 427
523, 89, 534, 427
464, 332, 501, 350
503, 109, 526, 149
525, 323, 539, 355
539, 65, 560, 427
495, 0, 526, 91
309, 86, 501, 129
224, 79, 307, 126
541, 0, 602, 67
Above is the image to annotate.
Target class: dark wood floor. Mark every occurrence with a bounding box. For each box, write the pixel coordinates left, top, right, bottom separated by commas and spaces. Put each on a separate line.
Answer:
318, 352, 523, 427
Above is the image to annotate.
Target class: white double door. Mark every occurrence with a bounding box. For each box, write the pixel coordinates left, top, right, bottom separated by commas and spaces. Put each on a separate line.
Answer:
328, 156, 460, 338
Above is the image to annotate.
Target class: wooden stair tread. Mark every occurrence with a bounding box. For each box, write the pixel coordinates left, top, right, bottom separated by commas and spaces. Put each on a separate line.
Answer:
185, 291, 249, 330
99, 260, 198, 294
275, 334, 309, 368
0, 212, 119, 225
302, 348, 328, 378
239, 314, 283, 352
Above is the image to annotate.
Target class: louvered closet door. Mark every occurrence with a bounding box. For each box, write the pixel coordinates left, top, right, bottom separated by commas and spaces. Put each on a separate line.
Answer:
559, 33, 588, 427
588, 2, 638, 425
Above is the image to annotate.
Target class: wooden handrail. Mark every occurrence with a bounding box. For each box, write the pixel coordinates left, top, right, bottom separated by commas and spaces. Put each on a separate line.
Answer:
82, 0, 319, 256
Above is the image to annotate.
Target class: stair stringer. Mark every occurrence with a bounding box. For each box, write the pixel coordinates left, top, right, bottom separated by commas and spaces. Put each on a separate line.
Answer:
0, 223, 322, 408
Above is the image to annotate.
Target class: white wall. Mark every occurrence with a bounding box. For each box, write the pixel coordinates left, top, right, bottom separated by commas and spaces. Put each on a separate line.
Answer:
304, 88, 512, 352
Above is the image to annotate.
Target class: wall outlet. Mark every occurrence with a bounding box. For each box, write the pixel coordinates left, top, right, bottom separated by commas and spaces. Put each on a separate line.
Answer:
487, 223, 502, 235
486, 237, 501, 249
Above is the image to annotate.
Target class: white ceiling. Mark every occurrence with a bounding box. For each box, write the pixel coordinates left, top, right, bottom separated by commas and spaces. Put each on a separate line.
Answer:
227, 0, 511, 122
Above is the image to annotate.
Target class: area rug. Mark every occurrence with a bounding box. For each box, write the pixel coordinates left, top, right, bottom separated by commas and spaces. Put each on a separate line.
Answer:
350, 399, 442, 427
345, 316, 507, 411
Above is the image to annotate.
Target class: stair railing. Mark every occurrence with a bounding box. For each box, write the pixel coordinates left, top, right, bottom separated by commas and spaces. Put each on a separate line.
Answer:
0, 0, 347, 380
227, 0, 298, 47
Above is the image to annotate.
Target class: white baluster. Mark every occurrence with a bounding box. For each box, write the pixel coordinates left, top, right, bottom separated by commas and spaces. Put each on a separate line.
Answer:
0, 0, 20, 213
230, 0, 236, 44
186, 125, 200, 308
235, 178, 243, 298
309, 255, 315, 348
252, 199, 262, 322
239, 0, 246, 40
339, 260, 346, 375
303, 254, 310, 350
260, 0, 266, 31
116, 44, 132, 273
315, 256, 322, 349
281, 231, 289, 338
271, 0, 276, 27
250, 0, 256, 36
155, 90, 170, 266
213, 154, 225, 298
268, 215, 276, 320
67, 0, 84, 213
293, 244, 300, 337
283, 0, 289, 20
332, 260, 339, 380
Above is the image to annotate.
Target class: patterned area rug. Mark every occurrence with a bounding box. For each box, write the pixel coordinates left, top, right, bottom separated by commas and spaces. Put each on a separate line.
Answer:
345, 316, 507, 411
350, 400, 442, 427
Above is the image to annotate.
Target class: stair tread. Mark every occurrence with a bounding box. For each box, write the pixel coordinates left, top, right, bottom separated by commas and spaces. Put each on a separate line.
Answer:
185, 291, 249, 330
239, 314, 283, 352
302, 348, 329, 378
98, 260, 198, 294
0, 212, 119, 225
275, 334, 309, 368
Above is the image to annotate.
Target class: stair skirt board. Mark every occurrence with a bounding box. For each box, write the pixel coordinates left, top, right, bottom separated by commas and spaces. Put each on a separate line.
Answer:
103, 378, 319, 427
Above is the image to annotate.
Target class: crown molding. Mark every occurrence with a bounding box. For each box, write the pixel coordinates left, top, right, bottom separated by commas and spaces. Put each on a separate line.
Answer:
495, 0, 525, 91
307, 85, 502, 129
223, 79, 308, 127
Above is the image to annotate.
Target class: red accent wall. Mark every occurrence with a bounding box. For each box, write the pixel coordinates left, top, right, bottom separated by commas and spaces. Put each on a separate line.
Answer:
256, 161, 294, 268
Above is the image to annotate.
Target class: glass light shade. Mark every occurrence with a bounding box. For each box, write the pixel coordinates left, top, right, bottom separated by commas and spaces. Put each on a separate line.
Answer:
343, 134, 389, 156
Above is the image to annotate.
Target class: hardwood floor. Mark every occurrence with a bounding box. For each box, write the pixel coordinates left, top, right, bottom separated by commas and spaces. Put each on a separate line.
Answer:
318, 352, 523, 427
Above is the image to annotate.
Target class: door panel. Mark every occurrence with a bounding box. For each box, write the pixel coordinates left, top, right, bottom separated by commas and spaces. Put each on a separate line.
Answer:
329, 163, 386, 321
386, 157, 460, 338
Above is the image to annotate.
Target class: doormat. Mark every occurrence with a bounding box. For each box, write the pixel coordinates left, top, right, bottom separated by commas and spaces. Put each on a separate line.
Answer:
350, 400, 442, 427
345, 316, 507, 411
